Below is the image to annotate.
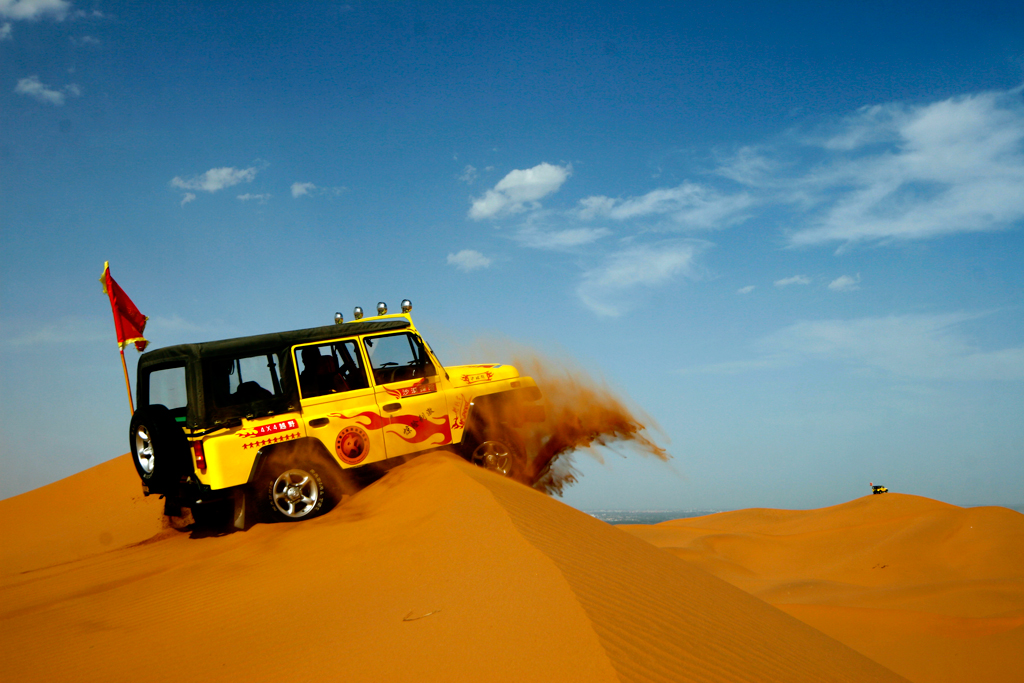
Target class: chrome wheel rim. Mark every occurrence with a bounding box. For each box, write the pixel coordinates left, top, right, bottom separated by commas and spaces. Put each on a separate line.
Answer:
135, 426, 154, 475
472, 441, 512, 476
271, 469, 320, 518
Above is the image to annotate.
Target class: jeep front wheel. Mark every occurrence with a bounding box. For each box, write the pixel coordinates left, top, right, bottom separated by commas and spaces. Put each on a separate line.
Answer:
464, 428, 523, 479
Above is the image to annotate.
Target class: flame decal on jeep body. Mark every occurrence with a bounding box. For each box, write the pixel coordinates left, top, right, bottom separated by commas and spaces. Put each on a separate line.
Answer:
332, 409, 452, 446
331, 410, 389, 431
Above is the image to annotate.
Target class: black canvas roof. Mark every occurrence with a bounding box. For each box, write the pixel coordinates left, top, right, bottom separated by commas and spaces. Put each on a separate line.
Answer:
139, 319, 410, 368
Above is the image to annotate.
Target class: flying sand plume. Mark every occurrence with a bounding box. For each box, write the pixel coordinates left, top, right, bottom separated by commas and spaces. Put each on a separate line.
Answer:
459, 340, 671, 495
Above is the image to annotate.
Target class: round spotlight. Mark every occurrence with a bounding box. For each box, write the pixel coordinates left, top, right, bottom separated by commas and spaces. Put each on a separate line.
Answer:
334, 312, 344, 324
353, 306, 363, 320
401, 299, 412, 313
377, 302, 388, 315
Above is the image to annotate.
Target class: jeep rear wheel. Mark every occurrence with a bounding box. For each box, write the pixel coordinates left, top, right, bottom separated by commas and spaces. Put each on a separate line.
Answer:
257, 456, 337, 522
129, 405, 189, 493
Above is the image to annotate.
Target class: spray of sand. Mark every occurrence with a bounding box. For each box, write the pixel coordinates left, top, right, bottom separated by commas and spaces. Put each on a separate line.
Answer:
459, 339, 670, 495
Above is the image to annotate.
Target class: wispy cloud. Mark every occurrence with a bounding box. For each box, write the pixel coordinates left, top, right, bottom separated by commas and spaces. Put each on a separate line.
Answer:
0, 0, 71, 21
0, 22, 11, 39
14, 75, 79, 105
457, 164, 478, 184
787, 91, 1024, 246
179, 192, 196, 207
775, 275, 810, 287
828, 273, 861, 291
737, 285, 755, 294
690, 312, 1024, 380
291, 181, 345, 198
577, 181, 753, 229
469, 162, 571, 219
291, 181, 316, 197
1, 316, 108, 347
446, 249, 492, 272
171, 165, 260, 193
758, 313, 1024, 381
514, 227, 611, 250
576, 239, 706, 316
70, 34, 99, 46
237, 193, 270, 204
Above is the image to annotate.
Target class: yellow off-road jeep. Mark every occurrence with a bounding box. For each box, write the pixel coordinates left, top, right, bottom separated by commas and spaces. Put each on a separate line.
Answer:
129, 301, 543, 526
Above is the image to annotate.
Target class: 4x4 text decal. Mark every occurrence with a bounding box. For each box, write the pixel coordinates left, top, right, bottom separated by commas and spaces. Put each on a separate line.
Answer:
237, 419, 300, 439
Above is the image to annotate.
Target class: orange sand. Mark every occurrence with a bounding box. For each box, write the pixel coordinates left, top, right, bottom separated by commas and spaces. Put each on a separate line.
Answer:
0, 452, 906, 682
621, 495, 1024, 683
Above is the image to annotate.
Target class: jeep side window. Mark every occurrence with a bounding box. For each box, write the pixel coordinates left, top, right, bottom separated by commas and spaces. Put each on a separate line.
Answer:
295, 339, 369, 399
363, 333, 436, 385
147, 365, 187, 417
204, 353, 284, 408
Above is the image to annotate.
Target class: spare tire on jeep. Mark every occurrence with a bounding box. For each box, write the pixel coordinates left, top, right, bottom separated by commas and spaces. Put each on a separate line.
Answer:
129, 405, 190, 493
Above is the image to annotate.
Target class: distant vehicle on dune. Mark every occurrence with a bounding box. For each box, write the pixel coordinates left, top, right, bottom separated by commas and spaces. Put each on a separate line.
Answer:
870, 482, 889, 494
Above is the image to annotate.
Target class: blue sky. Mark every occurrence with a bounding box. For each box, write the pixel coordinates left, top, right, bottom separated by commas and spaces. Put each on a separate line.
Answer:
2, 0, 1022, 510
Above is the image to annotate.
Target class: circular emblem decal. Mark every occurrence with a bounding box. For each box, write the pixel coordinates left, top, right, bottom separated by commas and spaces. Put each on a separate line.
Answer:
335, 425, 370, 465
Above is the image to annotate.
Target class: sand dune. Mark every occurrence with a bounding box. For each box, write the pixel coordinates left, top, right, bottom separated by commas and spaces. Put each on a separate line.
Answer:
0, 452, 905, 683
621, 494, 1024, 683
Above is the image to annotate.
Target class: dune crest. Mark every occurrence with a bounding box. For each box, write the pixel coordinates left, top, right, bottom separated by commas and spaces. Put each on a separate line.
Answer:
1, 452, 905, 682
621, 494, 1024, 683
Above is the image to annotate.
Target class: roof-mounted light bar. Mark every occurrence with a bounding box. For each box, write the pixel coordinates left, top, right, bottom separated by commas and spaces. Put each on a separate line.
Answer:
343, 299, 412, 323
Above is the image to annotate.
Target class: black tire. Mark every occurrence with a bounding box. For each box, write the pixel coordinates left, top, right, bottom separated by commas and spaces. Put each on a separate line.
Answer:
256, 454, 337, 523
189, 498, 234, 533
462, 427, 524, 479
129, 405, 189, 493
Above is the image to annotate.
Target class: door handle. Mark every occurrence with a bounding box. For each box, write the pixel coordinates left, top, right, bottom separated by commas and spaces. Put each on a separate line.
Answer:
309, 417, 330, 428
382, 402, 402, 413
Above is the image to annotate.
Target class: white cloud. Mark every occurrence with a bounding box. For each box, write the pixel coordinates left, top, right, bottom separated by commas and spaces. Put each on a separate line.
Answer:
759, 313, 1024, 381
171, 166, 260, 193
0, 22, 11, 39
237, 193, 270, 204
469, 162, 571, 219
291, 181, 316, 197
291, 182, 345, 198
576, 240, 705, 316
775, 275, 811, 287
179, 193, 196, 207
457, 165, 478, 184
446, 249, 492, 272
13, 75, 79, 105
828, 273, 861, 291
0, 0, 70, 21
577, 181, 753, 229
515, 227, 611, 250
737, 285, 755, 294
71, 34, 100, 46
789, 90, 1024, 246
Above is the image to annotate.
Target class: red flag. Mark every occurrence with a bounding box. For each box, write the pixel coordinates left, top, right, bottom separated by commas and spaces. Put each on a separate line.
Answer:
100, 261, 149, 352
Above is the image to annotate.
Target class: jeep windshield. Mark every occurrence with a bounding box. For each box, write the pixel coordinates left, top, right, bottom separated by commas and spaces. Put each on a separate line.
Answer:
201, 351, 291, 424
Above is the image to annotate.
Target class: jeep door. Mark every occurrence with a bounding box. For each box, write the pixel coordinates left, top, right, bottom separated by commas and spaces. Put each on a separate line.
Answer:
361, 331, 452, 459
293, 339, 386, 468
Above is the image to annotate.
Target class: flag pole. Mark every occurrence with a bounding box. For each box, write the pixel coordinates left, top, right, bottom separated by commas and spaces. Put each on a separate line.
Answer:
120, 348, 135, 416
